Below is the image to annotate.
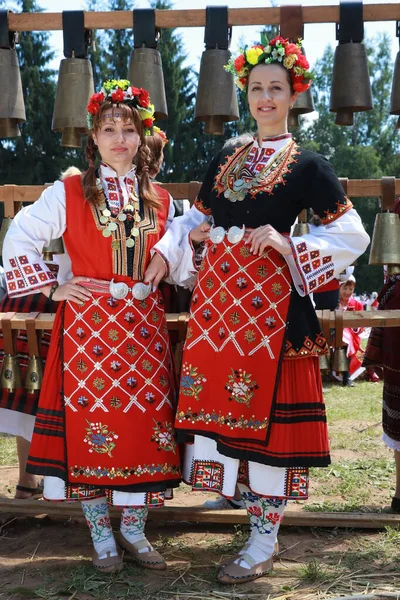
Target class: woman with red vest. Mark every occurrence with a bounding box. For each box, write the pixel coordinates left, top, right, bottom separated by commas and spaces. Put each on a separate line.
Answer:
2, 80, 181, 573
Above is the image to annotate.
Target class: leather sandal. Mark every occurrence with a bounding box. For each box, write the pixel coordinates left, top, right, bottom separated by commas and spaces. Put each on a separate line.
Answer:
14, 481, 44, 499
116, 532, 167, 570
92, 550, 123, 574
220, 540, 279, 568
217, 552, 274, 584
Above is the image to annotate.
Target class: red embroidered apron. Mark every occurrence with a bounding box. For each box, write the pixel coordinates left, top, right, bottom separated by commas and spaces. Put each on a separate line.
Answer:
28, 176, 181, 491
176, 236, 291, 441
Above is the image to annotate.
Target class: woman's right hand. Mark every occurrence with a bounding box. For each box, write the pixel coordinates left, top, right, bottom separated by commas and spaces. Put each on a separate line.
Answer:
189, 222, 211, 246
42, 277, 93, 306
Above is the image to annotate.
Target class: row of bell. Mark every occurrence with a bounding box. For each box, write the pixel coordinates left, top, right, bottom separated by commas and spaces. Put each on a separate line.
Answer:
0, 354, 43, 392
5, 27, 398, 140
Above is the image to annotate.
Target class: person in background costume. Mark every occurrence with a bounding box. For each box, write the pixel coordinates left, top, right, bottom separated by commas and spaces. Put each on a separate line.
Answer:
337, 276, 365, 386
3, 80, 181, 573
0, 167, 78, 498
363, 198, 400, 512
146, 36, 370, 584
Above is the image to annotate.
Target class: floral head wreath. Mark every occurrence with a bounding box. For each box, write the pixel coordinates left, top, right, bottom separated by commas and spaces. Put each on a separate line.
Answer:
86, 79, 155, 134
153, 126, 168, 146
225, 34, 312, 93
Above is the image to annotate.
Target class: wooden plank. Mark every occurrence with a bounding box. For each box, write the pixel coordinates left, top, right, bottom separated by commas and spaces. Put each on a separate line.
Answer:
316, 309, 400, 329
7, 4, 400, 32
0, 498, 399, 529
2, 180, 400, 205
1, 310, 400, 332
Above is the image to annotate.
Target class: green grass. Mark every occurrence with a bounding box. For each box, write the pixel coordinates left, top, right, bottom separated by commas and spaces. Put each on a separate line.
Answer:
0, 433, 18, 465
309, 457, 394, 505
324, 380, 382, 423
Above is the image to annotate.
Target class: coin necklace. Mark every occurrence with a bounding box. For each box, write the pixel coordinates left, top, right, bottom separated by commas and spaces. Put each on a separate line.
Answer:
96, 178, 141, 250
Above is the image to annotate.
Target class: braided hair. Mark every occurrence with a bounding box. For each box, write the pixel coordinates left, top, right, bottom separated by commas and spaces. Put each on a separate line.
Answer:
82, 102, 160, 208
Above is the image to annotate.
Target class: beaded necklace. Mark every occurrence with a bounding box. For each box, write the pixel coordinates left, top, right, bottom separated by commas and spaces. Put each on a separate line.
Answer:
96, 177, 141, 249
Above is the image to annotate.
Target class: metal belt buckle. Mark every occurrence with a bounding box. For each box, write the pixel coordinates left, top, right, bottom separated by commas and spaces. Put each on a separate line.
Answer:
110, 279, 129, 299
227, 225, 245, 244
132, 282, 152, 301
209, 225, 225, 244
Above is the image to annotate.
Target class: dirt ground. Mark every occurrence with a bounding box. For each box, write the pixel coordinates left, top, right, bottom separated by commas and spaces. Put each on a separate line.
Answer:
1, 465, 400, 600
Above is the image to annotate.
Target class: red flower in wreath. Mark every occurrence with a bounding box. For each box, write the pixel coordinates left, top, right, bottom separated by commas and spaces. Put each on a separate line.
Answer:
293, 76, 310, 93
142, 117, 154, 128
111, 88, 125, 102
139, 89, 150, 108
92, 92, 105, 103
234, 54, 246, 72
131, 86, 142, 96
269, 36, 289, 47
296, 53, 309, 70
87, 101, 100, 115
285, 43, 300, 56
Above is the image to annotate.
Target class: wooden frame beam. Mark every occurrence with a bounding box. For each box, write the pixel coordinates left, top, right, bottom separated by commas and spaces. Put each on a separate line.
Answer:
1, 310, 400, 331
7, 4, 400, 33
1, 497, 399, 529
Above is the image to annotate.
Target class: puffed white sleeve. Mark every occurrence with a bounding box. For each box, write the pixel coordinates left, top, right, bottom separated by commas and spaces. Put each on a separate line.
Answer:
284, 155, 370, 297
285, 209, 370, 297
3, 180, 67, 297
152, 203, 209, 287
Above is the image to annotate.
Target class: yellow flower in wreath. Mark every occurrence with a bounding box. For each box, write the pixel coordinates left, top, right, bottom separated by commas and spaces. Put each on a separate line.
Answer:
246, 47, 263, 65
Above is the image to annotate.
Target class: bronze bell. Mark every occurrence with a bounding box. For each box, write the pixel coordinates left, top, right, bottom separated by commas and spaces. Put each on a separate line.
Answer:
0, 216, 12, 255
0, 47, 26, 137
288, 47, 315, 129
369, 212, 400, 266
319, 351, 331, 373
128, 47, 168, 121
42, 237, 65, 262
52, 57, 94, 148
332, 346, 348, 373
195, 48, 239, 135
0, 354, 22, 391
330, 43, 373, 126
292, 222, 310, 236
25, 355, 43, 393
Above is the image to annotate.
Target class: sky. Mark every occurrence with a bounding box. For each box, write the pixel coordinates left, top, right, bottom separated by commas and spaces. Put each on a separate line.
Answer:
35, 0, 399, 73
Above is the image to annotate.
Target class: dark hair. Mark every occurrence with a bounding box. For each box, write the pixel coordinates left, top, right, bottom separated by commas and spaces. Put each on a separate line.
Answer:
248, 61, 295, 95
82, 102, 160, 208
140, 133, 164, 178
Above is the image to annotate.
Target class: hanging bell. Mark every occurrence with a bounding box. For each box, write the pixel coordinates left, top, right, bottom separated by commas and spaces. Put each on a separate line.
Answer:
195, 6, 239, 135
319, 352, 331, 373
330, 43, 373, 126
368, 212, 400, 266
128, 9, 167, 121
292, 222, 310, 236
288, 47, 315, 129
52, 57, 94, 148
332, 346, 348, 373
0, 354, 22, 391
25, 355, 44, 393
0, 216, 12, 256
330, 1, 373, 126
0, 9, 26, 138
42, 237, 65, 262
128, 47, 167, 121
195, 47, 239, 135
0, 48, 26, 137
